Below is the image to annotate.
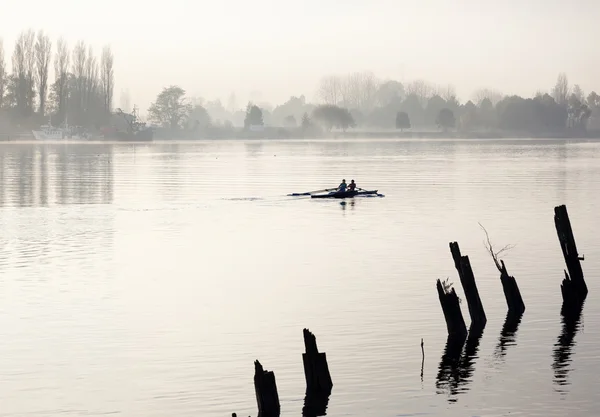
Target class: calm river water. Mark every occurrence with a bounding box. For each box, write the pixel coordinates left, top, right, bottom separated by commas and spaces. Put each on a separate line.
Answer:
0, 138, 599, 417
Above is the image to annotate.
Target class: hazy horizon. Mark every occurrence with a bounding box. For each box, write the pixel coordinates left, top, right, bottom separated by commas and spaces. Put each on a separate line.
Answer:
3, 0, 600, 114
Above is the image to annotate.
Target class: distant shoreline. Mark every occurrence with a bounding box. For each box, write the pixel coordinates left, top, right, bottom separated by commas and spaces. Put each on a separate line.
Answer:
2, 129, 600, 142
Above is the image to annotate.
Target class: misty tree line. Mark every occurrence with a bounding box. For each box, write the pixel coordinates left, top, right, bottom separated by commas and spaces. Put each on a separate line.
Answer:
149, 71, 599, 135
312, 71, 599, 133
0, 30, 114, 128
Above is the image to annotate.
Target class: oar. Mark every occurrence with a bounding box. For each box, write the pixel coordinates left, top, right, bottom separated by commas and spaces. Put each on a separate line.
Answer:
287, 188, 336, 196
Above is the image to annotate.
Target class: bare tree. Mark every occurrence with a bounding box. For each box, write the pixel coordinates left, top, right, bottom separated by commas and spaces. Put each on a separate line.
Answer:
53, 37, 70, 122
572, 84, 584, 103
552, 72, 569, 106
406, 79, 433, 105
479, 222, 515, 271
0, 38, 6, 108
472, 88, 504, 106
11, 32, 28, 116
317, 75, 342, 105
35, 31, 52, 116
22, 30, 36, 115
71, 41, 87, 122
100, 45, 114, 115
438, 84, 457, 102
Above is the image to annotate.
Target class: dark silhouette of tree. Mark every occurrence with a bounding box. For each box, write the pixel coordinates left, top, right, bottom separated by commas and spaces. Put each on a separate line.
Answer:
478, 98, 496, 129
400, 93, 425, 126
244, 103, 263, 128
283, 114, 296, 127
376, 80, 404, 107
459, 101, 478, 131
567, 94, 591, 130
436, 108, 455, 131
312, 104, 355, 131
148, 85, 190, 129
395, 111, 410, 131
426, 95, 447, 126
188, 104, 211, 130
301, 112, 311, 129
586, 91, 599, 108
272, 95, 309, 126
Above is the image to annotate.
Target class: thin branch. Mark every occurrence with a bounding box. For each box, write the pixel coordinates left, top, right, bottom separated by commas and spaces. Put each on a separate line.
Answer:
479, 222, 516, 272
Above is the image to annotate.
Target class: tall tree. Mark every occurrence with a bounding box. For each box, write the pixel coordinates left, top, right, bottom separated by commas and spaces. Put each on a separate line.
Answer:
84, 45, 100, 125
473, 88, 503, 106
11, 33, 27, 116
69, 41, 87, 118
318, 75, 342, 105
0, 38, 6, 108
11, 30, 36, 118
552, 72, 569, 106
244, 102, 264, 128
148, 85, 190, 128
100, 46, 114, 115
23, 30, 36, 115
35, 31, 52, 116
436, 108, 456, 132
52, 38, 70, 122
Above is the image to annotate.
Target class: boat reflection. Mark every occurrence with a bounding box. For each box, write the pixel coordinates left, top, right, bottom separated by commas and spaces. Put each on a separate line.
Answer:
340, 200, 355, 211
436, 324, 485, 402
552, 300, 585, 391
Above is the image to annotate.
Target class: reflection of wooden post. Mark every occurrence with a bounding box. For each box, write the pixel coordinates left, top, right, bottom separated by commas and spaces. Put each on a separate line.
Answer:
254, 360, 280, 417
450, 242, 487, 327
302, 329, 333, 394
436, 279, 467, 338
499, 260, 526, 315
554, 205, 588, 305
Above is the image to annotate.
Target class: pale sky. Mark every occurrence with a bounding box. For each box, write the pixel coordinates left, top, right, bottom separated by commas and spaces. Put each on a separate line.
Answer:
2, 0, 599, 114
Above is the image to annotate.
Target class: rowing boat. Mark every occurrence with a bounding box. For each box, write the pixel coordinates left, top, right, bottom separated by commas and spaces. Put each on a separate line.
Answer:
311, 190, 379, 199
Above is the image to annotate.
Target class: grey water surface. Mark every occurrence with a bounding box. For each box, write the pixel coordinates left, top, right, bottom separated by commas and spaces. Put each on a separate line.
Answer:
0, 138, 599, 417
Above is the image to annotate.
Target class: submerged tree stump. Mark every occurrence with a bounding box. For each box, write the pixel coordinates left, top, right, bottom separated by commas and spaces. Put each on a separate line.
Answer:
499, 260, 526, 315
302, 328, 333, 394
436, 279, 467, 338
254, 360, 280, 417
554, 205, 588, 305
450, 242, 487, 327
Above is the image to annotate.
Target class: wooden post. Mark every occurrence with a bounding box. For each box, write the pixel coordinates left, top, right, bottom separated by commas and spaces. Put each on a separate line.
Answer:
449, 242, 487, 327
554, 205, 588, 305
302, 328, 333, 394
254, 360, 280, 417
436, 279, 467, 339
499, 260, 526, 315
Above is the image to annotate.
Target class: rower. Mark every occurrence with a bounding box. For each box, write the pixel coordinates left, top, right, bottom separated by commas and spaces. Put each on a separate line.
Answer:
337, 179, 347, 192
348, 180, 356, 191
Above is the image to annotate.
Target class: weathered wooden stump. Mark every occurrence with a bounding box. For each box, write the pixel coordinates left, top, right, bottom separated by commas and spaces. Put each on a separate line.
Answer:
302, 328, 333, 394
554, 205, 587, 307
499, 260, 526, 315
436, 278, 467, 339
254, 360, 280, 417
450, 242, 487, 326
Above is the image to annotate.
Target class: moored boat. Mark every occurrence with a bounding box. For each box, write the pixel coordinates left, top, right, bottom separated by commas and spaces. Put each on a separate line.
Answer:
311, 190, 379, 199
